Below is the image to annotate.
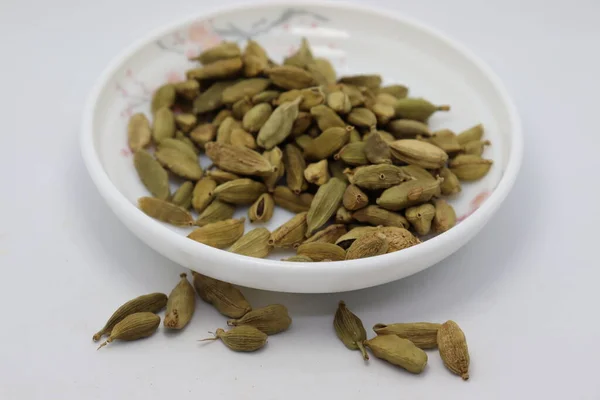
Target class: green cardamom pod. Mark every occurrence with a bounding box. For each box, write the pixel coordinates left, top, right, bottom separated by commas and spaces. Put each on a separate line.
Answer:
192, 177, 217, 213
265, 65, 316, 90
186, 57, 243, 80
151, 84, 176, 114
393, 98, 450, 122
242, 103, 273, 133
257, 97, 302, 149
364, 334, 428, 373
272, 186, 312, 213
152, 107, 176, 143
405, 203, 436, 235
188, 218, 246, 249
192, 271, 252, 318
456, 123, 484, 145
196, 199, 236, 227
191, 41, 241, 64
376, 178, 443, 211
296, 242, 346, 262
213, 179, 267, 205
284, 144, 307, 194
306, 178, 347, 237
449, 154, 493, 181
97, 312, 161, 350
243, 40, 269, 77
304, 126, 351, 161
128, 113, 151, 152
164, 273, 196, 330
133, 150, 170, 200
269, 212, 308, 248
138, 197, 194, 226
333, 301, 369, 360
200, 326, 267, 352
229, 227, 273, 258
171, 181, 194, 209
227, 304, 292, 335
248, 193, 275, 223
352, 205, 409, 229
222, 78, 271, 104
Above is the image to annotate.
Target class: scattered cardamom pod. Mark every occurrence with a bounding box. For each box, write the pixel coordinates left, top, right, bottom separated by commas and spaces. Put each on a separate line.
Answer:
97, 312, 161, 350
463, 139, 491, 156
379, 226, 421, 253
449, 154, 493, 181
387, 119, 432, 138
257, 97, 302, 149
252, 90, 280, 104
302, 224, 347, 245
377, 84, 409, 98
265, 65, 316, 89
339, 74, 382, 90
439, 167, 462, 195
393, 97, 450, 122
171, 181, 194, 209
373, 322, 441, 349
334, 142, 368, 166
242, 103, 273, 133
438, 320, 470, 380
158, 138, 197, 161
128, 113, 152, 152
192, 177, 217, 213
457, 123, 484, 145
327, 90, 352, 114
333, 301, 369, 360
335, 226, 378, 249
304, 159, 330, 186
134, 150, 170, 200
229, 227, 273, 258
187, 57, 243, 80
192, 272, 252, 318
190, 123, 216, 147
284, 143, 307, 194
205, 142, 273, 177
200, 326, 267, 352
191, 41, 241, 64
349, 164, 411, 190
222, 78, 271, 104
151, 84, 176, 114
269, 212, 308, 248
296, 242, 346, 262
432, 199, 456, 233
248, 193, 274, 223
272, 186, 312, 213
304, 126, 351, 160
376, 177, 443, 211
310, 104, 346, 130
352, 205, 409, 229
196, 199, 236, 226
227, 304, 291, 335
389, 139, 449, 169
188, 218, 246, 249
345, 231, 388, 260
427, 129, 462, 154
284, 37, 314, 68
164, 273, 195, 330
138, 197, 194, 226
243, 40, 269, 77
335, 206, 354, 224
193, 80, 237, 113
262, 146, 285, 192
364, 130, 392, 164
364, 334, 428, 374
174, 113, 197, 133
343, 184, 369, 211
152, 107, 176, 143
405, 203, 436, 235
154, 146, 203, 180
348, 107, 377, 128
173, 79, 200, 100
213, 178, 266, 205
206, 168, 241, 184
306, 178, 347, 237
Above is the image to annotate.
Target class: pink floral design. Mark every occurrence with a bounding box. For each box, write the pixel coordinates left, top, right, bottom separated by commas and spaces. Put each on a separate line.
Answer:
166, 71, 184, 83
457, 190, 491, 222
188, 22, 222, 49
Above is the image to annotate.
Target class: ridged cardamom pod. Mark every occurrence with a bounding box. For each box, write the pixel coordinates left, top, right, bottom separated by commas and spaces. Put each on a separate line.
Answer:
438, 320, 470, 380
97, 312, 160, 350
192, 272, 252, 318
164, 273, 196, 330
333, 301, 369, 360
227, 304, 291, 335
200, 326, 267, 352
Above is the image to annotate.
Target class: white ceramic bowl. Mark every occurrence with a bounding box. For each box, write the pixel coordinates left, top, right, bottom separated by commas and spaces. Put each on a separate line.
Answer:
81, 1, 522, 293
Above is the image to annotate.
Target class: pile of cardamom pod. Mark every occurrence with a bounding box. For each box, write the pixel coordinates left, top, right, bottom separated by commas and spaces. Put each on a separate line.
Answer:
128, 38, 493, 260
335, 301, 470, 380
93, 272, 291, 352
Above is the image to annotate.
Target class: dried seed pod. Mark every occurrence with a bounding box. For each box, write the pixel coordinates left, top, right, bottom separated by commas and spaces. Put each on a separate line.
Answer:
364, 334, 428, 374
296, 242, 346, 262
158, 138, 197, 161
262, 146, 285, 192
387, 119, 432, 138
339, 74, 382, 90
375, 93, 398, 106
175, 131, 199, 154
192, 177, 217, 213
399, 165, 435, 181
252, 90, 280, 104
304, 126, 351, 160
349, 164, 411, 190
377, 84, 409, 99
257, 97, 302, 149
364, 130, 392, 164
97, 312, 161, 350
188, 218, 246, 249
229, 128, 257, 150
438, 320, 470, 380
345, 231, 388, 259
272, 186, 312, 213
427, 129, 462, 154
191, 41, 241, 64
284, 37, 314, 68
347, 107, 377, 128
269, 212, 308, 248
190, 123, 217, 147
370, 102, 395, 125
438, 167, 461, 195
205, 142, 273, 176
302, 224, 347, 245
352, 205, 409, 229
227, 304, 292, 335
389, 139, 449, 169
334, 142, 368, 166
186, 57, 243, 80
282, 255, 314, 262
222, 78, 271, 104
343, 184, 369, 211
449, 154, 493, 181
291, 112, 313, 136
138, 197, 194, 226
333, 301, 369, 360
304, 159, 330, 186
248, 193, 275, 223
151, 84, 176, 114
154, 146, 203, 180
377, 178, 443, 211
213, 179, 266, 205
152, 107, 176, 143
200, 326, 267, 352
378, 226, 421, 253
275, 87, 324, 111
215, 116, 240, 144
393, 98, 450, 122
173, 79, 200, 100
265, 65, 316, 89
335, 206, 354, 224
329, 159, 349, 182
432, 199, 456, 233
92, 293, 167, 342
206, 168, 241, 184
462, 139, 491, 156
196, 199, 236, 227
335, 226, 378, 249
405, 203, 436, 235
243, 40, 269, 77
192, 272, 252, 318
284, 144, 307, 194
327, 90, 352, 114
231, 97, 254, 120
243, 103, 273, 133
457, 123, 484, 145
294, 134, 313, 151
373, 322, 441, 349
306, 178, 347, 237
193, 80, 238, 113
230, 227, 273, 258
310, 104, 347, 130
128, 113, 152, 152
134, 150, 170, 200
311, 58, 337, 84
174, 113, 197, 133
171, 181, 194, 209
164, 273, 196, 330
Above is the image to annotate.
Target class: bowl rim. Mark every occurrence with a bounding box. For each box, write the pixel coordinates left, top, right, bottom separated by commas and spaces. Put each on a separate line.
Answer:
81, 0, 523, 291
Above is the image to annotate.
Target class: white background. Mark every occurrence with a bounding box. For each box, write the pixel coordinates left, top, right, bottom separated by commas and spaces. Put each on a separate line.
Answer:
1, 0, 599, 398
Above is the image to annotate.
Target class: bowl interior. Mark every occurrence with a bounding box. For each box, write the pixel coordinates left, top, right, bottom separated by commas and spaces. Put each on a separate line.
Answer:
87, 2, 517, 290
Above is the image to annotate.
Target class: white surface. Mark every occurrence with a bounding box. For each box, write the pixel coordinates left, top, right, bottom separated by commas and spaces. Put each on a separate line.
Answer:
82, 1, 522, 292
1, 0, 599, 398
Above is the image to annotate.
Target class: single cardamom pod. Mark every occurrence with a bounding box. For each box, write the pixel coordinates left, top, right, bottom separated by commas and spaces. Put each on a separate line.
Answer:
133, 150, 170, 200
222, 78, 271, 104
375, 93, 398, 107
205, 142, 273, 177
343, 184, 369, 211
155, 147, 203, 180
92, 293, 167, 342
227, 304, 291, 335
190, 123, 216, 147
329, 159, 349, 183
262, 146, 285, 192
164, 273, 195, 330
348, 107, 377, 128
306, 178, 347, 237
302, 224, 347, 245
282, 255, 314, 262
269, 212, 308, 248
349, 164, 412, 190
174, 113, 197, 133
377, 178, 443, 211
128, 113, 152, 151
335, 206, 354, 224
188, 218, 246, 249
327, 90, 352, 114
253, 90, 281, 104
432, 199, 456, 233
304, 159, 330, 186
284, 144, 307, 194
175, 131, 199, 154
311, 58, 337, 84
231, 97, 254, 120
191, 41, 241, 64
248, 193, 274, 223
275, 87, 324, 111
152, 107, 176, 143
196, 199, 236, 227
400, 164, 436, 181
229, 227, 272, 258
310, 104, 346, 130
333, 301, 369, 360
427, 129, 462, 154
192, 272, 252, 318
97, 312, 161, 350
394, 98, 450, 122
173, 79, 200, 100
335, 226, 378, 249
266, 65, 316, 90
186, 57, 243, 80
386, 119, 432, 138
438, 167, 461, 195
449, 154, 493, 181
338, 84, 365, 107
334, 142, 368, 166
370, 102, 395, 125
304, 126, 352, 160
138, 197, 194, 226
206, 168, 241, 184
242, 103, 273, 133
193, 80, 238, 113
377, 84, 409, 99
339, 74, 382, 89
243, 40, 269, 77
364, 335, 428, 374
457, 123, 484, 145
230, 127, 257, 150
283, 37, 314, 68
171, 181, 194, 209
158, 138, 197, 162
216, 116, 239, 144
405, 203, 436, 235
200, 326, 267, 352
345, 231, 388, 260
373, 322, 441, 349
463, 139, 491, 156
378, 226, 421, 252
151, 84, 176, 114
438, 320, 470, 380
296, 242, 346, 262
272, 186, 312, 213
352, 205, 409, 229
257, 97, 302, 149
291, 112, 313, 136
192, 178, 217, 213
389, 139, 449, 169
213, 179, 266, 205
364, 130, 392, 164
